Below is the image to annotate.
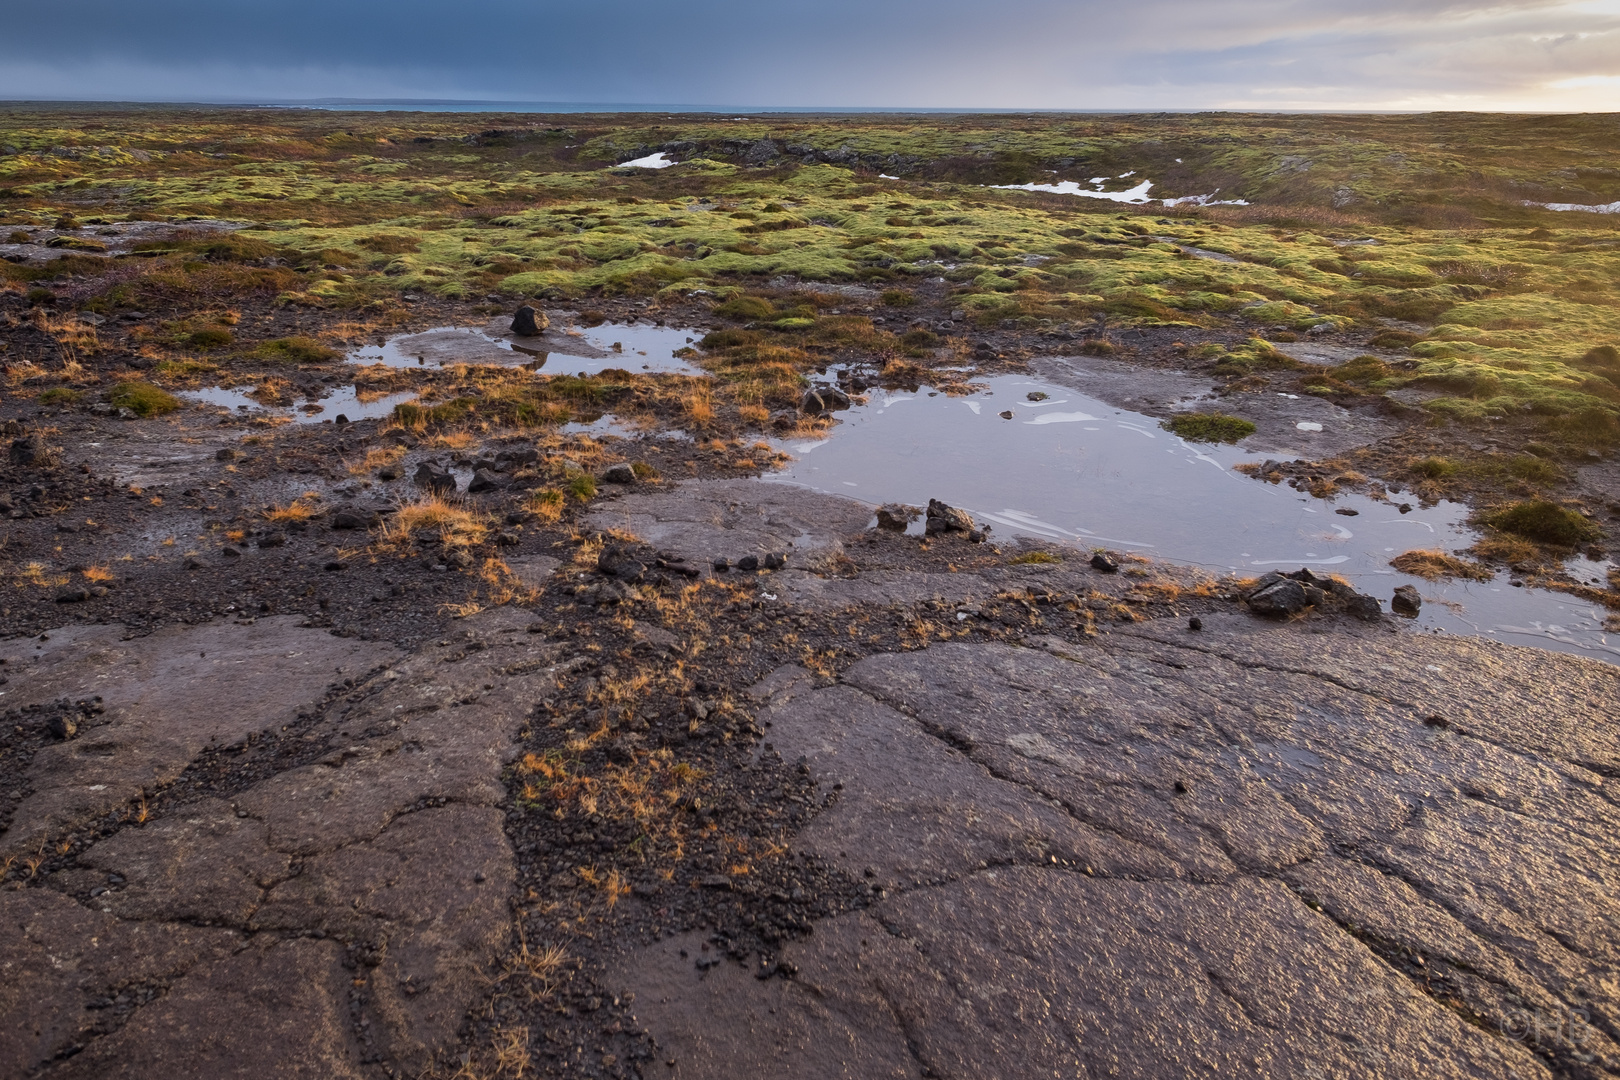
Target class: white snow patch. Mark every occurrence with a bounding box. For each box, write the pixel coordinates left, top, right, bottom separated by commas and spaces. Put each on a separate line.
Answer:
617, 152, 674, 169
1524, 200, 1620, 214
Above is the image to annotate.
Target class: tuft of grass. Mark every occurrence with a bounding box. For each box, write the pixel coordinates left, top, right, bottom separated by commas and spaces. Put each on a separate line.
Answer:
108, 380, 180, 418
1010, 550, 1062, 565
1410, 456, 1458, 480
252, 336, 342, 364
1483, 500, 1602, 547
1390, 549, 1494, 581
263, 497, 321, 523
526, 488, 568, 523
186, 327, 234, 348
567, 473, 598, 502
1162, 412, 1256, 443
383, 495, 488, 549
38, 387, 82, 405
154, 358, 220, 377
880, 289, 915, 307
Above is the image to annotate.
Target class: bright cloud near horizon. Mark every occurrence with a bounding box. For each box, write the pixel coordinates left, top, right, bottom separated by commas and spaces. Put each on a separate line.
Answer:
2, 0, 1619, 111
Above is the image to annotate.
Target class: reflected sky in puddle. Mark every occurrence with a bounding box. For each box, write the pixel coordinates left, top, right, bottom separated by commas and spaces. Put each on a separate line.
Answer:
345, 321, 705, 376
180, 385, 417, 424
766, 375, 1618, 663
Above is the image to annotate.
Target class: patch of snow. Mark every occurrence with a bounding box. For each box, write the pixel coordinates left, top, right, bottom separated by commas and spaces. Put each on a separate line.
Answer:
994, 179, 1157, 203
992, 178, 1249, 207
1524, 200, 1620, 214
1296, 421, 1324, 432
618, 152, 674, 169
879, 173, 899, 180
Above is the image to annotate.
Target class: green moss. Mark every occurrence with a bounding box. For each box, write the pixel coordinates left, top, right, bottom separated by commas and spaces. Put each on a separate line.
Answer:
1411, 456, 1458, 479
186, 327, 234, 348
1162, 412, 1256, 443
37, 387, 82, 405
252, 336, 342, 363
1483, 501, 1601, 547
154, 358, 220, 376
567, 473, 597, 501
108, 380, 181, 417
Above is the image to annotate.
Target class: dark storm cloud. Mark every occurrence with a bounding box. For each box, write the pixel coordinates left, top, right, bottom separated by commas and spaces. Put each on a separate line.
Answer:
1, 0, 1617, 108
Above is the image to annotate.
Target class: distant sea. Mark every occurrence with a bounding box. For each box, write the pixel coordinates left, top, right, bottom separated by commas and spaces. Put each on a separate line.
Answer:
0, 98, 1112, 115
263, 100, 1029, 114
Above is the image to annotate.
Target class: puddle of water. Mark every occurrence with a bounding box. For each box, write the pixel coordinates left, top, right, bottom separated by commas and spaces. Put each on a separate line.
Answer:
990, 178, 1249, 207
181, 385, 417, 424
765, 374, 1619, 664
346, 321, 706, 376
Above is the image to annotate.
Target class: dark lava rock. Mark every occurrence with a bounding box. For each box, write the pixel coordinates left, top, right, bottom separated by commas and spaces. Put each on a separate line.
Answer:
55, 588, 90, 604
1392, 584, 1423, 616
712, 558, 730, 572
736, 554, 761, 572
215, 446, 239, 461
1335, 507, 1359, 517
47, 714, 78, 740
1090, 552, 1120, 574
511, 305, 549, 336
602, 462, 637, 485
800, 390, 826, 415
763, 551, 787, 570
876, 504, 920, 532
925, 498, 975, 536
377, 463, 402, 481
258, 531, 286, 548
1246, 575, 1308, 617
998, 410, 1014, 420
495, 446, 539, 471
9, 434, 46, 467
467, 468, 504, 494
1343, 593, 1383, 621
819, 386, 853, 410
1188, 617, 1203, 631
324, 561, 347, 572
495, 531, 521, 547
414, 461, 457, 494
331, 507, 380, 530
598, 543, 646, 583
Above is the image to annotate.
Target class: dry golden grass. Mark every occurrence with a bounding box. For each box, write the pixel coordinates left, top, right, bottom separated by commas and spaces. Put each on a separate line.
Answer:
263, 496, 321, 523
1471, 533, 1542, 565
18, 561, 69, 587
82, 564, 115, 583
346, 444, 405, 475
1390, 548, 1495, 581
380, 495, 488, 549
737, 404, 770, 427
525, 488, 567, 523
681, 384, 716, 426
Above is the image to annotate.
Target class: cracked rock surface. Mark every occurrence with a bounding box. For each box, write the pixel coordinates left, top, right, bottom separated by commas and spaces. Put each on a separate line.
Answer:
1, 609, 571, 1078
609, 619, 1620, 1079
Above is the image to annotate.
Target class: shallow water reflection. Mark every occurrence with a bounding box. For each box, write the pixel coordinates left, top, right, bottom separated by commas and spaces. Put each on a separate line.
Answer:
180, 385, 418, 424
346, 321, 705, 376
767, 375, 1618, 663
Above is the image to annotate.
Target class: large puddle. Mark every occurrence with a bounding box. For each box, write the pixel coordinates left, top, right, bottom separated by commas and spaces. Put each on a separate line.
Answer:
767, 374, 1618, 663
346, 320, 706, 376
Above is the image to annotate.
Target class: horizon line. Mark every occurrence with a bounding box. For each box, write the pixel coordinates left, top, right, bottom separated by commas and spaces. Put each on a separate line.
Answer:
0, 97, 1613, 117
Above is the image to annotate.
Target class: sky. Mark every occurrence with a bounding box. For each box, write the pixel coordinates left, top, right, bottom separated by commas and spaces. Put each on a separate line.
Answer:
2, 0, 1619, 111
